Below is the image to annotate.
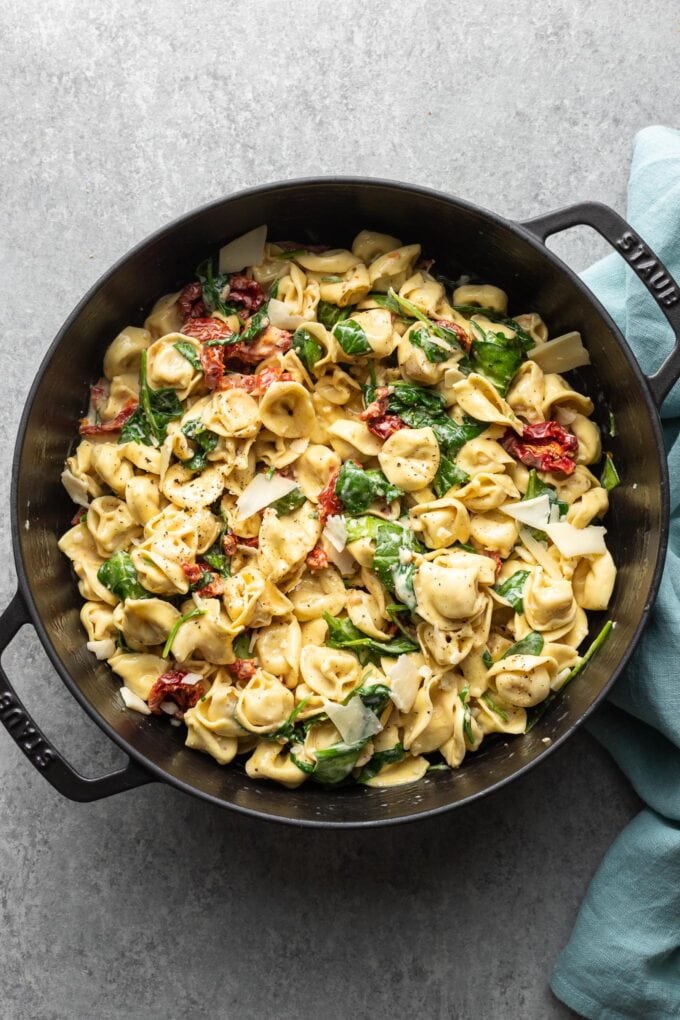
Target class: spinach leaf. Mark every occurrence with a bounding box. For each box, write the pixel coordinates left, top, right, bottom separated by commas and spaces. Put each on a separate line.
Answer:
433, 456, 470, 498
333, 319, 372, 356
481, 691, 509, 722
268, 486, 306, 516
292, 327, 323, 374
600, 454, 620, 492
357, 742, 405, 783
317, 301, 352, 330
309, 740, 367, 785
387, 381, 446, 414
345, 682, 393, 715
501, 631, 545, 658
202, 536, 231, 577
525, 620, 613, 732
232, 630, 255, 659
335, 461, 403, 515
466, 322, 523, 395
323, 613, 419, 661
119, 351, 183, 445
452, 305, 534, 352
385, 382, 486, 455
493, 569, 530, 613
482, 649, 493, 669
97, 551, 151, 602
386, 603, 419, 643
409, 327, 458, 363
239, 307, 269, 344
163, 607, 207, 658
173, 341, 202, 372
372, 522, 422, 610
181, 418, 219, 472
524, 469, 568, 517
344, 515, 398, 543
459, 685, 475, 744
271, 696, 311, 743
365, 291, 401, 311
196, 258, 236, 317
115, 629, 134, 653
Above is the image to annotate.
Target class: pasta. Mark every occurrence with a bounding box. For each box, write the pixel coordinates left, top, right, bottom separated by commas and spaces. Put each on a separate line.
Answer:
59, 226, 619, 792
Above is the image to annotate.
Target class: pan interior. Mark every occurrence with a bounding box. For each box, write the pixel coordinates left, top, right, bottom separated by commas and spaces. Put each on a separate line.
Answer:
13, 180, 666, 825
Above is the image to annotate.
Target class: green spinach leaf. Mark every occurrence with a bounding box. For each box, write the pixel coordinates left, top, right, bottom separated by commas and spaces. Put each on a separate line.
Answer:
268, 486, 307, 516
502, 631, 545, 658
357, 742, 405, 783
317, 301, 352, 330
119, 350, 183, 445
173, 341, 202, 372
372, 521, 422, 610
333, 319, 372, 356
97, 551, 151, 602
181, 418, 219, 471
600, 454, 620, 492
163, 607, 207, 658
433, 456, 470, 498
335, 461, 403, 515
493, 569, 530, 613
239, 307, 270, 344
323, 613, 419, 661
292, 327, 323, 374
196, 258, 236, 317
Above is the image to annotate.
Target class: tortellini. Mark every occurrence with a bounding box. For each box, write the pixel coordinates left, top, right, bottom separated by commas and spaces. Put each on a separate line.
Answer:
59, 226, 618, 792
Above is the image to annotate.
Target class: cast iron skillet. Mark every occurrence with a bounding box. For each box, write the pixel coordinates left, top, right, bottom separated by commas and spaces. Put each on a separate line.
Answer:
2, 179, 680, 827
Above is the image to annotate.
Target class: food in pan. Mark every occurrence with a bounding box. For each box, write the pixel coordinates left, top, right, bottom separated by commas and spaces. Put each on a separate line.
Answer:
58, 226, 618, 789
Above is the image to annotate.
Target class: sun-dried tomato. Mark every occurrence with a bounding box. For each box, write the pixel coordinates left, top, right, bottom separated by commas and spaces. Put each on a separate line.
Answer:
196, 575, 225, 598
502, 420, 578, 475
71, 507, 88, 525
216, 366, 292, 395
200, 344, 226, 389
180, 317, 235, 343
360, 385, 406, 439
79, 399, 138, 436
178, 281, 206, 320
435, 318, 470, 351
182, 562, 203, 585
224, 326, 293, 367
306, 545, 329, 572
227, 659, 257, 682
225, 275, 265, 315
484, 550, 503, 576
317, 469, 343, 527
148, 670, 205, 718
222, 533, 258, 557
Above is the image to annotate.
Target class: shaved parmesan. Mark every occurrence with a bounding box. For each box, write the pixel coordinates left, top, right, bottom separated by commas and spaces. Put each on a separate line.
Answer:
182, 672, 203, 686
528, 331, 590, 373
236, 472, 298, 519
120, 686, 151, 715
519, 527, 562, 579
86, 638, 116, 660
323, 515, 347, 552
322, 697, 382, 745
267, 298, 306, 330
501, 494, 551, 529
545, 522, 607, 557
321, 535, 355, 575
160, 700, 178, 716
387, 655, 421, 713
61, 468, 90, 508
218, 225, 267, 274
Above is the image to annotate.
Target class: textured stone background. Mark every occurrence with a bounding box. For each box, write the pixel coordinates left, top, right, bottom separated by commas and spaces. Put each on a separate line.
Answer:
0, 1, 677, 1017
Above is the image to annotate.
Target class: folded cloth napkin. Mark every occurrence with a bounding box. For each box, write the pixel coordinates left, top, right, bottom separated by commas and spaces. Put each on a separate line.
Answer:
550, 125, 680, 1019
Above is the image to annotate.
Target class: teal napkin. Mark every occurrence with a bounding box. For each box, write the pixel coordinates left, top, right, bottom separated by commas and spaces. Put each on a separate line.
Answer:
550, 126, 680, 1019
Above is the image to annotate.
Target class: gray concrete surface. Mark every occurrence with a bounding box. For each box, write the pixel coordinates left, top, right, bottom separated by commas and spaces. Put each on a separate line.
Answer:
0, 1, 676, 1017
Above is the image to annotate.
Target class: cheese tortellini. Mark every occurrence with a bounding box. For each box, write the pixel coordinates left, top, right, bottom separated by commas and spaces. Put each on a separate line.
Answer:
59, 225, 618, 792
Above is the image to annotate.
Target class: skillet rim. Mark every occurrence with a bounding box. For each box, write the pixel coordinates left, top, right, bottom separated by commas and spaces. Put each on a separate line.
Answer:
9, 176, 670, 827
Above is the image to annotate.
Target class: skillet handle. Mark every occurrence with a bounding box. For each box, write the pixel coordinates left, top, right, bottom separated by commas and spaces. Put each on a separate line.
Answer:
521, 201, 680, 407
0, 590, 153, 802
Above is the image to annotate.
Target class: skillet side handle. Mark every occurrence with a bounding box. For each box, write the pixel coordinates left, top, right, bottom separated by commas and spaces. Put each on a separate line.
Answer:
0, 590, 153, 802
521, 201, 680, 407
